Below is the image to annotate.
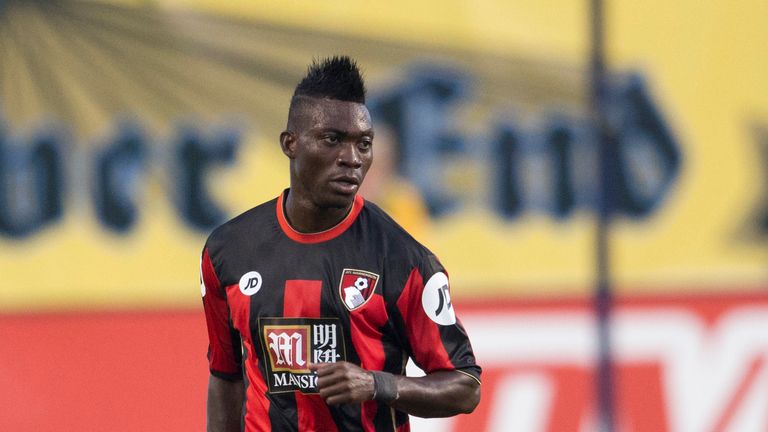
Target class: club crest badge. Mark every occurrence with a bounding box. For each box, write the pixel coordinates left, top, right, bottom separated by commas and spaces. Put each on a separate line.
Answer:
338, 269, 380, 311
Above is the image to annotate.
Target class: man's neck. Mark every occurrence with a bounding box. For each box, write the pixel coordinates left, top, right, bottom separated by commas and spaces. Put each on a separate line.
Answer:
283, 190, 353, 233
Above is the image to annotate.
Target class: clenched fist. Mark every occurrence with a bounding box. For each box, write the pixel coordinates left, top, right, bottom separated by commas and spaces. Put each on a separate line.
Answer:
310, 362, 375, 405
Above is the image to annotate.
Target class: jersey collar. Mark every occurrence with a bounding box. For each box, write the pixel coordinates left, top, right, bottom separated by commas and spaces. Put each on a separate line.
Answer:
276, 190, 364, 244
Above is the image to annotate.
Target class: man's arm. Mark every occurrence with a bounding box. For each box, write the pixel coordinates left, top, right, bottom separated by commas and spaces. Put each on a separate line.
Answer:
311, 362, 480, 418
207, 375, 244, 432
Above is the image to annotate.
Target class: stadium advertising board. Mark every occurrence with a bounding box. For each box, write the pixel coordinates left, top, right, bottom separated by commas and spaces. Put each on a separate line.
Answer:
414, 295, 768, 432
2, 296, 766, 431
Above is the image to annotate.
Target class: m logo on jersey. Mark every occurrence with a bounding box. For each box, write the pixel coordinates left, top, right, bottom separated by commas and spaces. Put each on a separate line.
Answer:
338, 269, 380, 311
265, 326, 310, 372
239, 271, 262, 296
260, 317, 346, 394
422, 272, 456, 325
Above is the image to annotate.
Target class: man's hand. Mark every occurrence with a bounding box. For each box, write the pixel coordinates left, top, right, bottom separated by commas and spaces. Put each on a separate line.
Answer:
310, 361, 375, 405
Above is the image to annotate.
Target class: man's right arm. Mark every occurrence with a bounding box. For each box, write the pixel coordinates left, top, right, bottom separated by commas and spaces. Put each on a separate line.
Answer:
202, 245, 245, 432
207, 375, 244, 432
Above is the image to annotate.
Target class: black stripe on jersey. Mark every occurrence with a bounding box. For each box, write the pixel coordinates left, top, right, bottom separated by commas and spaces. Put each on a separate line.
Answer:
437, 320, 483, 382
381, 306, 414, 430
241, 343, 250, 430
384, 303, 415, 365
267, 394, 298, 431
208, 325, 243, 381
248, 279, 300, 431
230, 324, 243, 367
319, 276, 365, 431
372, 327, 406, 431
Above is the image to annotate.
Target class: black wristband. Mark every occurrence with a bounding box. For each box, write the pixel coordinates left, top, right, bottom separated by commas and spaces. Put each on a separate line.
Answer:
371, 371, 399, 404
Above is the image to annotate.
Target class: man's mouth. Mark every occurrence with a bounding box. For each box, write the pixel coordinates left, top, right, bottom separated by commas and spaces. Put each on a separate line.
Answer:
329, 176, 360, 194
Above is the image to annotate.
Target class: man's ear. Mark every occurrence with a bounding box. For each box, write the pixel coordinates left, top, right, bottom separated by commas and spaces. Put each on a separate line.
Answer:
280, 131, 297, 159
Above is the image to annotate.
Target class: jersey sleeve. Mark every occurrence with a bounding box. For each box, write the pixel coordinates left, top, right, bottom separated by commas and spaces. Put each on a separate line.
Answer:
392, 254, 481, 383
201, 246, 243, 381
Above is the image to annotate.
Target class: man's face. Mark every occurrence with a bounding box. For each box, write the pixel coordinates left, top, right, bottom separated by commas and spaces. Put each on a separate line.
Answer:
285, 98, 374, 209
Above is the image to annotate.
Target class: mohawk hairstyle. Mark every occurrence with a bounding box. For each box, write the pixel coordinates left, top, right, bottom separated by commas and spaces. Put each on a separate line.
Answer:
292, 56, 366, 103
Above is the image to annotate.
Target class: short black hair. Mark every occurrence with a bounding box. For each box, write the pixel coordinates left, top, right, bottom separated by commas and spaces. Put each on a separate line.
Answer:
292, 56, 366, 104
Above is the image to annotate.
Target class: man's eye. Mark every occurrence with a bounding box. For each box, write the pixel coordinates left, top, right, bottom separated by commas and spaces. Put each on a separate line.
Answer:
324, 135, 339, 144
359, 140, 372, 150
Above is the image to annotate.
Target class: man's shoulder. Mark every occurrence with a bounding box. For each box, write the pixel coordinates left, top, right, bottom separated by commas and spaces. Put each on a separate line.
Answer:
360, 199, 433, 260
361, 200, 447, 302
205, 197, 278, 253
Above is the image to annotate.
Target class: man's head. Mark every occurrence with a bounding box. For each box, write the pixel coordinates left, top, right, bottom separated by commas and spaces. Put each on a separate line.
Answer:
281, 56, 373, 210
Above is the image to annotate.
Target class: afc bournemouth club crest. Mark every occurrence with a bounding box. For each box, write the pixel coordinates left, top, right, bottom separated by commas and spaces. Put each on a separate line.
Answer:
338, 269, 380, 311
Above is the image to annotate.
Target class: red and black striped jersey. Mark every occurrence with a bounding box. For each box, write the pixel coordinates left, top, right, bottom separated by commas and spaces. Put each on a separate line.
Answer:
201, 190, 481, 432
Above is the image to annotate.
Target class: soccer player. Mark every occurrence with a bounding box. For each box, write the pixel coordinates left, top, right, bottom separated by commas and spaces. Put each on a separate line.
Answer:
201, 56, 481, 432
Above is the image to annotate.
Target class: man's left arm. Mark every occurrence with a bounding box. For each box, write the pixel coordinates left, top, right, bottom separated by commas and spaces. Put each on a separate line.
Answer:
311, 362, 480, 417
313, 254, 482, 417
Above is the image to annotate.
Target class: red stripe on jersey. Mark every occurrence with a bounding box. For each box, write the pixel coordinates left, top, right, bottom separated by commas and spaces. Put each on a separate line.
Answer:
282, 280, 338, 432
242, 340, 272, 432
349, 294, 388, 370
226, 283, 252, 342
350, 294, 389, 432
296, 395, 338, 432
201, 249, 239, 375
225, 282, 271, 432
362, 401, 379, 432
276, 191, 364, 244
283, 280, 323, 317
396, 268, 454, 373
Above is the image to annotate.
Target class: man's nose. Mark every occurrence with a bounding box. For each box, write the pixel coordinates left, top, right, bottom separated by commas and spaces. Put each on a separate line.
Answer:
337, 143, 363, 168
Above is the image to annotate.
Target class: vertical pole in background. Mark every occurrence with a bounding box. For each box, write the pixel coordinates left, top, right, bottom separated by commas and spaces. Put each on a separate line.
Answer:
590, 0, 617, 431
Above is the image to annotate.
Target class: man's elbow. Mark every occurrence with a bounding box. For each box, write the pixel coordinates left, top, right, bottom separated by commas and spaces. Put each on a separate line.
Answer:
456, 381, 481, 414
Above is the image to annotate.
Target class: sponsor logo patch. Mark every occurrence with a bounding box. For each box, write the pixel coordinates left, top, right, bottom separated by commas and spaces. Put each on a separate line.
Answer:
338, 268, 380, 311
259, 317, 346, 394
239, 271, 262, 296
421, 272, 456, 325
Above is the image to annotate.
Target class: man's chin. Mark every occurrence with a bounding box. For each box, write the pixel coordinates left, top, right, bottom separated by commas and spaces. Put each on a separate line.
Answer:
315, 192, 356, 210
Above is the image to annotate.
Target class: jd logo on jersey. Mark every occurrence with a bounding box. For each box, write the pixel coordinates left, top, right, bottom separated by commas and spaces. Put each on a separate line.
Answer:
239, 271, 262, 296
338, 269, 380, 311
422, 272, 456, 325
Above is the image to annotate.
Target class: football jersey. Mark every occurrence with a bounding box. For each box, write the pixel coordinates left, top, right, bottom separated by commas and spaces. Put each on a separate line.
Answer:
201, 189, 481, 432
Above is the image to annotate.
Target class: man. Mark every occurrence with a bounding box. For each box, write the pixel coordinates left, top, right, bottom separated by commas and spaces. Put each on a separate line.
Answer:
201, 56, 480, 432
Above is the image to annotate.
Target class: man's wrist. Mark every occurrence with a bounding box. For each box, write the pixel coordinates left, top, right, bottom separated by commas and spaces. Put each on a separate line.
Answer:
370, 371, 399, 404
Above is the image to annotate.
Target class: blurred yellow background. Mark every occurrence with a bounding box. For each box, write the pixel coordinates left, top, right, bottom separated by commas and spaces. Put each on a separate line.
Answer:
1, 0, 765, 311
